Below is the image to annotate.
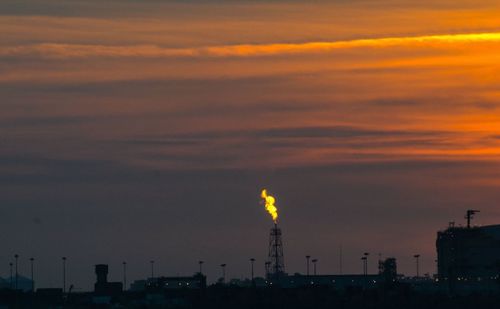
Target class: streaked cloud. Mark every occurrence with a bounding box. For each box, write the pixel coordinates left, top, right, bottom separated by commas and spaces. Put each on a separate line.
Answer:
2, 32, 500, 59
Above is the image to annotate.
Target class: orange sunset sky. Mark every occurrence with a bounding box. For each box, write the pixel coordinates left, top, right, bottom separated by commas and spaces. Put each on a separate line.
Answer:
2, 0, 500, 289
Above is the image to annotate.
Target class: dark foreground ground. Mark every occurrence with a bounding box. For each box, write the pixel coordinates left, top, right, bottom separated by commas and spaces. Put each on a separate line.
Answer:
1, 284, 500, 308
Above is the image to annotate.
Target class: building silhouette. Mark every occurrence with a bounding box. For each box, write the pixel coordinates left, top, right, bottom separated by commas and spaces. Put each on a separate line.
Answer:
379, 257, 398, 282
130, 273, 206, 292
94, 264, 123, 296
437, 219, 500, 288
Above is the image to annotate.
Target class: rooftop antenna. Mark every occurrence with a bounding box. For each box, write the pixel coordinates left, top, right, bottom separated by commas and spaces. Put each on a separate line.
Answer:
465, 210, 480, 228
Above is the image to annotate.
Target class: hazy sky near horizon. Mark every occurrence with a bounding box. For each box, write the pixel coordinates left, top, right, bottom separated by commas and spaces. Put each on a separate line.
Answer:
2, 0, 500, 290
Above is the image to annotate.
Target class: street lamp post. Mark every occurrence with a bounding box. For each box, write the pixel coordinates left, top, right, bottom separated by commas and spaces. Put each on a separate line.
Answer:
363, 252, 370, 275
250, 258, 255, 283
306, 255, 311, 276
30, 258, 34, 292
62, 257, 67, 293
435, 259, 438, 276
14, 254, 19, 290
312, 259, 318, 276
198, 261, 204, 274
122, 262, 127, 291
220, 264, 226, 283
9, 262, 13, 289
414, 254, 421, 278
361, 257, 367, 275
150, 260, 154, 280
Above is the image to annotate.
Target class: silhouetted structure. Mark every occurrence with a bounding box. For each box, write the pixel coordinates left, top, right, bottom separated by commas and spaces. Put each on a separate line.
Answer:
94, 264, 123, 296
149, 274, 207, 290
437, 216, 500, 288
5, 210, 500, 307
267, 223, 285, 283
274, 273, 383, 289
130, 273, 207, 292
379, 257, 398, 283
465, 209, 480, 229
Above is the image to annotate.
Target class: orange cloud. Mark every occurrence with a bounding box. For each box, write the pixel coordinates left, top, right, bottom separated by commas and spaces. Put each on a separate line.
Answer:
2, 32, 500, 59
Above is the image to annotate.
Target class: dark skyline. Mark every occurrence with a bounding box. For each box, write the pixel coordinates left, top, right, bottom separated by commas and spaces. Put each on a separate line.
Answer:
2, 0, 500, 291
3, 164, 500, 290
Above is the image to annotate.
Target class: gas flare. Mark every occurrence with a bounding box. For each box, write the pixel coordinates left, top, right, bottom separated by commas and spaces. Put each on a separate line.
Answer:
261, 189, 278, 223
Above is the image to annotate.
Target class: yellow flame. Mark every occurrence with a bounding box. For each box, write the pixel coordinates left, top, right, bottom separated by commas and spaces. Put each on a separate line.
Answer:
261, 189, 278, 223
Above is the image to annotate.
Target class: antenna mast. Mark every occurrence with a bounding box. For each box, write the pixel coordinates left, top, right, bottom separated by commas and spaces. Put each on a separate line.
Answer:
268, 223, 285, 283
465, 209, 480, 228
